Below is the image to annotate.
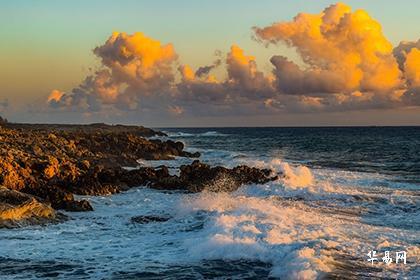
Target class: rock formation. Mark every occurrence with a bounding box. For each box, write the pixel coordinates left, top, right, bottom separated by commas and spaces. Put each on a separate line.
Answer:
0, 187, 63, 228
0, 122, 279, 228
0, 123, 198, 212
150, 160, 278, 192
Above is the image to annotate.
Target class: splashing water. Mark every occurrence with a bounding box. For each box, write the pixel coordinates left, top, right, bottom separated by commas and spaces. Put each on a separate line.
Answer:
0, 127, 419, 279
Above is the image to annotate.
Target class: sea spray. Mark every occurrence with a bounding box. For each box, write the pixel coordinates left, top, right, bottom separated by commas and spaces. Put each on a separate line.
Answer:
179, 190, 339, 278
1, 128, 419, 279
268, 158, 314, 188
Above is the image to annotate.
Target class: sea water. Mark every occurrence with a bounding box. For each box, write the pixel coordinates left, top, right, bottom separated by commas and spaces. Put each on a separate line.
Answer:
0, 127, 419, 279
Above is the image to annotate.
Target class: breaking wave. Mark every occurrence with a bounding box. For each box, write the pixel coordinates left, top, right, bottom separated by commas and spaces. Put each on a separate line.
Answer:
176, 157, 419, 279
1, 127, 419, 279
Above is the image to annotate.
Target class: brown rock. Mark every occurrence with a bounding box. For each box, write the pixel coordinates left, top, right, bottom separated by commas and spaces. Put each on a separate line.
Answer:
0, 123, 196, 212
0, 187, 63, 228
43, 156, 59, 179
22, 185, 93, 212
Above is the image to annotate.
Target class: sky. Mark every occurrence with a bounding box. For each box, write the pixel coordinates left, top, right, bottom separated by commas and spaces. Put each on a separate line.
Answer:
1, 0, 420, 127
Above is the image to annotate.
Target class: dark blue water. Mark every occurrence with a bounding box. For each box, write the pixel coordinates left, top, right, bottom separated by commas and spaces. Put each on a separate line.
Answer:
1, 127, 419, 279
163, 127, 420, 184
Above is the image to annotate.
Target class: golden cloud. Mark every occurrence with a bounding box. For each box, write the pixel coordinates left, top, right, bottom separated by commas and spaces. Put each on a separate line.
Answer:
254, 2, 402, 95
48, 3, 420, 117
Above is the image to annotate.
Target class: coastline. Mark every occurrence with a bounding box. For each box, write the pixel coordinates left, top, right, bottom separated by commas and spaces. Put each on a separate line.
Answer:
0, 122, 278, 228
0, 124, 418, 279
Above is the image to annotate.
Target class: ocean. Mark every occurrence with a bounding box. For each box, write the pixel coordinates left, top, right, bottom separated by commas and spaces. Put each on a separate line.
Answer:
0, 127, 419, 279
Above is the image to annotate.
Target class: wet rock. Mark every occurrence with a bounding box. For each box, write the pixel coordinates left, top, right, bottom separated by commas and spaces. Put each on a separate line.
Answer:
131, 215, 171, 224
0, 187, 63, 228
21, 185, 93, 212
188, 151, 201, 158
67, 165, 126, 196
151, 160, 279, 193
0, 122, 274, 221
64, 200, 93, 212
0, 123, 197, 211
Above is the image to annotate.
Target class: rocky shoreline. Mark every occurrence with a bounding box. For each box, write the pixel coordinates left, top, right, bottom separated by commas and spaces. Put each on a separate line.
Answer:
0, 122, 278, 228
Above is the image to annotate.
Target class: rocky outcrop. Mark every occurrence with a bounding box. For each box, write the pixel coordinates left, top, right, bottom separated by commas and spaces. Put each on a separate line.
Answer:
21, 185, 93, 212
55, 160, 279, 197
0, 187, 63, 228
0, 122, 277, 224
4, 122, 163, 137
150, 160, 278, 192
0, 123, 199, 212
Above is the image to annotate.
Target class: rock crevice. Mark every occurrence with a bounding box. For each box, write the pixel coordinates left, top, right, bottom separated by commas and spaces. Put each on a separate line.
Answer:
0, 123, 279, 227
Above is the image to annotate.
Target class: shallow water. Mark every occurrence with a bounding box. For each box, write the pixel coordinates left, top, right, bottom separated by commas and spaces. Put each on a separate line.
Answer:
1, 127, 419, 279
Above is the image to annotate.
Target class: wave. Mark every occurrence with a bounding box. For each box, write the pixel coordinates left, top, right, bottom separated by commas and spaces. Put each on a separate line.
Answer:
176, 171, 419, 279
164, 152, 418, 279
123, 139, 420, 278
179, 191, 351, 278
2, 146, 418, 279
164, 131, 230, 138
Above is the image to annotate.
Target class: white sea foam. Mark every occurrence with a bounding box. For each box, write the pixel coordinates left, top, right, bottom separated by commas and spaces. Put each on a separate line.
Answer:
0, 146, 418, 279
176, 172, 419, 278
164, 130, 230, 138
170, 149, 419, 278
178, 190, 341, 278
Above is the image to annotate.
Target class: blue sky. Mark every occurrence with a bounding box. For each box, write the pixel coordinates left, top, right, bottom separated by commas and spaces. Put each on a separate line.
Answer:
0, 1, 419, 126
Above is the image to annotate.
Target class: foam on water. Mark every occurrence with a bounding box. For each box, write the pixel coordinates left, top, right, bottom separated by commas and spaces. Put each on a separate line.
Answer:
1, 131, 419, 279
174, 160, 419, 278
163, 131, 230, 138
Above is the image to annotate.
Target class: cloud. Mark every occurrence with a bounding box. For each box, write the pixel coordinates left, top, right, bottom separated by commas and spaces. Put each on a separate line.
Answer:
391, 40, 420, 105
270, 55, 345, 95
167, 105, 184, 116
403, 48, 420, 88
93, 31, 177, 93
179, 65, 196, 82
226, 45, 274, 97
401, 48, 420, 106
195, 53, 222, 78
254, 2, 402, 96
393, 39, 420, 70
48, 32, 178, 112
47, 90, 64, 103
176, 44, 274, 112
47, 3, 420, 119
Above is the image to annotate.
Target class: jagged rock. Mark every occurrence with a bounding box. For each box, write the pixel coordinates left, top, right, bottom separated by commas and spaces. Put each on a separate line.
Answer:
0, 122, 275, 221
150, 160, 279, 193
68, 166, 159, 195
57, 160, 278, 197
43, 156, 60, 179
22, 185, 93, 212
0, 123, 199, 212
0, 187, 63, 228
